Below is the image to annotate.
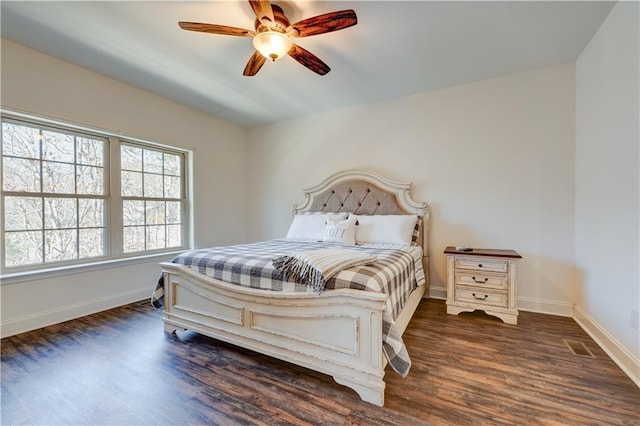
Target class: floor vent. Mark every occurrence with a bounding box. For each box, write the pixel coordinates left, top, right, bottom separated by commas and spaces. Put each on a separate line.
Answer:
563, 339, 596, 358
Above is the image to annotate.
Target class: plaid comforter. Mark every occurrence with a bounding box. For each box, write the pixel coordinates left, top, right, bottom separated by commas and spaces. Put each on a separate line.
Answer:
151, 239, 425, 377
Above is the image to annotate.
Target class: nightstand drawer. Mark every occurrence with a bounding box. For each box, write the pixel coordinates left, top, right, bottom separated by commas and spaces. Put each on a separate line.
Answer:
455, 288, 507, 307
455, 258, 508, 273
455, 271, 507, 289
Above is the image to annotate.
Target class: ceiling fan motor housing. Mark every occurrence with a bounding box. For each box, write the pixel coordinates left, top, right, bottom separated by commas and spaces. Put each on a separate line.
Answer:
255, 4, 289, 34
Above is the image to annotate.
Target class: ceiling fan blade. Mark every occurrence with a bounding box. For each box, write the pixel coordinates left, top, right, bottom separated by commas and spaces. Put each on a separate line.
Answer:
287, 10, 357, 37
288, 44, 330, 75
178, 22, 255, 37
248, 0, 275, 27
243, 50, 267, 76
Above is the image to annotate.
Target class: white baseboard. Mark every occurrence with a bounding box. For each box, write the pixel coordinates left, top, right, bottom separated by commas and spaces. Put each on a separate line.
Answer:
428, 285, 447, 300
428, 289, 573, 317
517, 296, 574, 317
0, 288, 150, 338
573, 305, 640, 388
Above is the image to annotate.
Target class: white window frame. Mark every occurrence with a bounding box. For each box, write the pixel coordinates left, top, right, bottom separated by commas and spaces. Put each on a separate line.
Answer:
0, 110, 191, 281
118, 140, 188, 255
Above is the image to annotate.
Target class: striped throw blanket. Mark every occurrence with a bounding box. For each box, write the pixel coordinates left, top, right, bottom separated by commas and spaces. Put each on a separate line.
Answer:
272, 249, 378, 292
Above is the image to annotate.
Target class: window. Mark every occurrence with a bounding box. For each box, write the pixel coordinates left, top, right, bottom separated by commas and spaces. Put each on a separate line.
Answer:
1, 114, 188, 273
121, 144, 184, 253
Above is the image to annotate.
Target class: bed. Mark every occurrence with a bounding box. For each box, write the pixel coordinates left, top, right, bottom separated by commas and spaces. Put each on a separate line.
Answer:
152, 169, 429, 406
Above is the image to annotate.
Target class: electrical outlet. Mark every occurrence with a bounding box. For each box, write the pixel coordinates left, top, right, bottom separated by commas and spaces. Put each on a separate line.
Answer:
631, 309, 639, 330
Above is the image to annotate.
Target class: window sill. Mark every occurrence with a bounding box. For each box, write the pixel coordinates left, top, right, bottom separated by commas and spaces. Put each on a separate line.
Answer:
0, 251, 185, 286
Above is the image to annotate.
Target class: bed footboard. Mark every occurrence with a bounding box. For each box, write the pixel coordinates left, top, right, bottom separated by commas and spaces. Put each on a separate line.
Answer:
160, 262, 389, 406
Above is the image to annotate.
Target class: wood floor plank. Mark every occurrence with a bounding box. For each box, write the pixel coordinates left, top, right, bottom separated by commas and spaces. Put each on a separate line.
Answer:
1, 299, 638, 425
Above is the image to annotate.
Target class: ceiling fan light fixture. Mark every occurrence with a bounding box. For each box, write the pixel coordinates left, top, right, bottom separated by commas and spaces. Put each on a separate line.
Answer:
253, 31, 292, 61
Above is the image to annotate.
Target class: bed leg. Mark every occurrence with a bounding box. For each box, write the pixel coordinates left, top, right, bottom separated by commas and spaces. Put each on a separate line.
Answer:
164, 322, 186, 334
333, 375, 385, 407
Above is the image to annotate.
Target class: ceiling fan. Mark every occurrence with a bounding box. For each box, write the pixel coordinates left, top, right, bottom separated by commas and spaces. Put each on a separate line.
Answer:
178, 0, 357, 76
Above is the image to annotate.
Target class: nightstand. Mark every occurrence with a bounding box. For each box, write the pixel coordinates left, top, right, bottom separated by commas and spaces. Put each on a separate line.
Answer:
444, 247, 522, 325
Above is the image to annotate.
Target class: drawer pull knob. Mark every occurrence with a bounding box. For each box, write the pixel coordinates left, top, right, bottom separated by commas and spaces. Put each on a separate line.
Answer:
472, 293, 489, 300
478, 264, 483, 268
472, 277, 489, 283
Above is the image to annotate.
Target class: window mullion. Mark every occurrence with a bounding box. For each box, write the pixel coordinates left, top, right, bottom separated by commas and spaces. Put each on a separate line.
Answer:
74, 135, 79, 258
39, 131, 45, 264
108, 137, 122, 257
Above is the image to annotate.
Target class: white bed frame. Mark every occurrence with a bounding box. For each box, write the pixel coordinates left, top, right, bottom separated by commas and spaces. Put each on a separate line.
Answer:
160, 169, 429, 406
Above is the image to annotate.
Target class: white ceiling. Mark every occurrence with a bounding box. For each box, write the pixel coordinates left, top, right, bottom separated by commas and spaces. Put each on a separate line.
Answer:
1, 1, 614, 127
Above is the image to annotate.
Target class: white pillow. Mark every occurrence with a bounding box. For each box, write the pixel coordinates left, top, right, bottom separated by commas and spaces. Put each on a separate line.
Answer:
323, 215, 357, 245
286, 212, 348, 240
353, 215, 418, 246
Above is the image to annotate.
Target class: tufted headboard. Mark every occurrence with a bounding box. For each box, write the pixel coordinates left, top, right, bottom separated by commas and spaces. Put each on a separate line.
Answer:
294, 169, 429, 290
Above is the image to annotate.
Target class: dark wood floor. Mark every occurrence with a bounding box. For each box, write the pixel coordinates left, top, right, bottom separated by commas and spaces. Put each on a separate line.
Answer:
2, 299, 638, 425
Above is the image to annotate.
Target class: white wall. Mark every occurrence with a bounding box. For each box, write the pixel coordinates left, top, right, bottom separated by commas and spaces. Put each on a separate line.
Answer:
247, 64, 577, 316
575, 1, 639, 382
0, 39, 248, 337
